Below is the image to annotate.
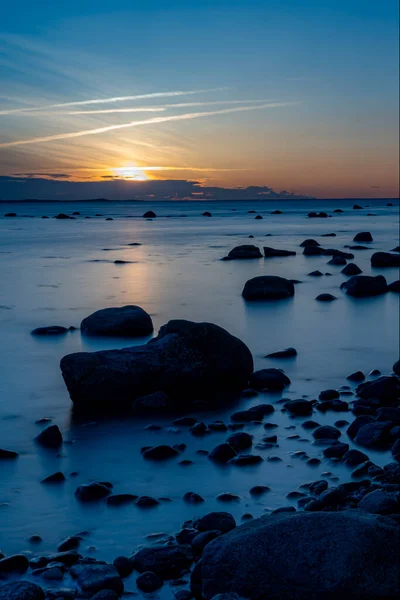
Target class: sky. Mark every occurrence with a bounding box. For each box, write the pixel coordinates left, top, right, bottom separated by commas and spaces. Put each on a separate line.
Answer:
0, 0, 398, 200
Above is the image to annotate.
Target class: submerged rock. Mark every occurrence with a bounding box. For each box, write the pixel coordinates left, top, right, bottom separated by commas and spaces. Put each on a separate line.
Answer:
81, 306, 153, 337
60, 320, 253, 412
197, 511, 400, 599
265, 347, 297, 359
242, 276, 295, 301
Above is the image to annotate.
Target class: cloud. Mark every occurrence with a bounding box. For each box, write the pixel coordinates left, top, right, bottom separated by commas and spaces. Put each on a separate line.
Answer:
13, 172, 71, 179
0, 102, 297, 148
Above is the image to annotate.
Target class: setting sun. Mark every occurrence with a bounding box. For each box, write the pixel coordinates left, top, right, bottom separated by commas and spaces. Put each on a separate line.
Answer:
113, 166, 149, 181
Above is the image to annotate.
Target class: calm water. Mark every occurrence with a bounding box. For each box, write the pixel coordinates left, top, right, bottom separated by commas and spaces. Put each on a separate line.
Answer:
0, 199, 399, 595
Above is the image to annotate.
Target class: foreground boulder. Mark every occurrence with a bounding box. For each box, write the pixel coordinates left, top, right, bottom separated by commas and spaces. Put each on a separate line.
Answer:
227, 245, 262, 259
0, 581, 45, 600
197, 511, 400, 599
60, 320, 253, 411
341, 275, 387, 297
242, 276, 295, 301
371, 252, 400, 267
70, 563, 123, 595
81, 306, 153, 337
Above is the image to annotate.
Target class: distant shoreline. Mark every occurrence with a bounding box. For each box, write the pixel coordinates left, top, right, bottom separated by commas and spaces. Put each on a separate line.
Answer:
0, 197, 398, 204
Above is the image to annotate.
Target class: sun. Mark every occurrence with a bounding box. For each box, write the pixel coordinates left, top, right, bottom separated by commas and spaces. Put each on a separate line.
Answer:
113, 166, 149, 181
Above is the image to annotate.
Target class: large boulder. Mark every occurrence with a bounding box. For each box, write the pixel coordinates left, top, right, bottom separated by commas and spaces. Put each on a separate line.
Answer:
242, 276, 295, 301
263, 247, 296, 257
371, 252, 400, 267
60, 320, 253, 411
341, 275, 387, 297
70, 563, 123, 595
81, 306, 153, 337
197, 511, 400, 599
356, 376, 400, 404
0, 582, 44, 600
227, 245, 262, 259
131, 545, 193, 578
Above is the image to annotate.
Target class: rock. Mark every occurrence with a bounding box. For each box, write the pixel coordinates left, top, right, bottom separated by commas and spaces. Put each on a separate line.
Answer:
333, 208, 344, 212
91, 592, 118, 600
324, 249, 354, 258
75, 482, 111, 502
0, 581, 45, 600
347, 415, 375, 439
323, 442, 349, 458
263, 247, 296, 257
227, 245, 262, 259
195, 512, 236, 533
143, 211, 156, 218
229, 454, 263, 466
57, 536, 80, 552
173, 416, 198, 427
136, 571, 163, 592
284, 399, 313, 416
308, 270, 323, 277
347, 370, 365, 382
0, 554, 29, 575
230, 404, 274, 421
393, 359, 400, 376
319, 389, 339, 401
31, 326, 68, 336
353, 204, 363, 209
241, 276, 295, 301
183, 492, 205, 504
388, 280, 400, 292
376, 407, 400, 423
55, 213, 72, 219
106, 494, 137, 506
264, 347, 297, 359
300, 239, 320, 247
226, 432, 253, 451
0, 448, 18, 459
35, 425, 63, 449
308, 212, 328, 218
271, 210, 282, 214
197, 511, 400, 599
249, 368, 290, 391
135, 496, 159, 507
354, 232, 373, 242
112, 556, 134, 579
356, 376, 400, 403
321, 233, 336, 237
342, 449, 370, 466
358, 490, 399, 515
208, 444, 237, 463
303, 246, 325, 256
70, 563, 123, 595
203, 212, 212, 217
143, 445, 180, 460
341, 275, 387, 297
61, 320, 253, 412
132, 546, 193, 578
315, 293, 336, 302
354, 421, 393, 449
80, 306, 153, 337
4, 212, 17, 217
41, 471, 66, 484
342, 263, 362, 276
301, 420, 320, 429
191, 531, 221, 556
327, 256, 346, 266
312, 426, 341, 440
254, 215, 263, 219
249, 485, 270, 496
371, 252, 400, 267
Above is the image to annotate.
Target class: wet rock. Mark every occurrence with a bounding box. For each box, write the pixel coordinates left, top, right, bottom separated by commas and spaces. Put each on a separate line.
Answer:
271, 210, 282, 214
0, 554, 29, 576
0, 581, 45, 599
173, 417, 198, 427
241, 276, 295, 301
371, 252, 400, 267
106, 494, 137, 506
136, 571, 163, 592
55, 213, 72, 219
191, 531, 221, 556
342, 263, 362, 276
61, 320, 253, 412
356, 376, 400, 403
143, 445, 180, 460
319, 389, 339, 401
135, 496, 159, 507
354, 232, 373, 242
226, 432, 253, 451
249, 485, 270, 496
358, 490, 399, 515
143, 211, 156, 218
327, 256, 346, 266
249, 368, 290, 391
35, 425, 63, 449
132, 546, 193, 579
217, 493, 240, 503
197, 511, 400, 599
254, 215, 263, 219
202, 212, 212, 217
321, 233, 336, 237
342, 449, 370, 466
354, 421, 393, 449
308, 212, 328, 218
303, 246, 325, 256
70, 563, 123, 595
312, 426, 341, 440
57, 536, 80, 552
301, 420, 320, 429
31, 326, 69, 336
388, 280, 400, 292
208, 444, 237, 463
324, 249, 354, 259
315, 293, 336, 302
341, 274, 388, 297
229, 454, 263, 466
190, 422, 208, 436
183, 492, 205, 504
264, 347, 297, 359
194, 512, 236, 533
353, 204, 363, 209
230, 404, 274, 422
263, 247, 296, 257
284, 399, 313, 416
307, 457, 321, 466
91, 592, 118, 600
0, 448, 18, 459
347, 370, 365, 382
308, 270, 323, 277
80, 305, 153, 337
41, 472, 66, 484
75, 482, 111, 502
227, 245, 262, 259
300, 239, 320, 247
323, 442, 349, 458
394, 359, 400, 376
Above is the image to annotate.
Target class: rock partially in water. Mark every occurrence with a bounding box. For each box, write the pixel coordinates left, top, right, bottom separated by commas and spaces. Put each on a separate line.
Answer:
249, 368, 290, 391
308, 212, 328, 218
0, 448, 18, 459
31, 326, 69, 336
0, 581, 45, 600
356, 376, 400, 404
341, 263, 362, 276
371, 252, 400, 267
136, 571, 163, 592
208, 444, 237, 463
143, 211, 156, 218
388, 280, 400, 292
226, 432, 253, 451
61, 320, 253, 412
341, 275, 387, 297
132, 546, 193, 578
264, 347, 297, 359
81, 306, 153, 337
347, 370, 365, 382
315, 293, 337, 302
142, 445, 180, 460
284, 399, 313, 416
227, 245, 262, 259
263, 247, 296, 257
196, 511, 400, 599
354, 232, 373, 242
0, 554, 29, 576
35, 425, 63, 449
242, 276, 295, 301
300, 239, 320, 247
70, 562, 123, 595
75, 482, 111, 502
194, 512, 236, 533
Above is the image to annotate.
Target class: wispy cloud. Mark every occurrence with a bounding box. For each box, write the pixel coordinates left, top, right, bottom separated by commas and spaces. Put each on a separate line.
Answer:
0, 103, 297, 148
0, 88, 227, 116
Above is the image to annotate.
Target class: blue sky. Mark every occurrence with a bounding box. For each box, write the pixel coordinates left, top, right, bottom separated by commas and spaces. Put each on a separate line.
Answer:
0, 0, 398, 199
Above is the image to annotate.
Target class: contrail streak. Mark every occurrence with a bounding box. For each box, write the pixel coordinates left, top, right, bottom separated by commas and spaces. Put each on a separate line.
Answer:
0, 103, 297, 148
0, 88, 227, 116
